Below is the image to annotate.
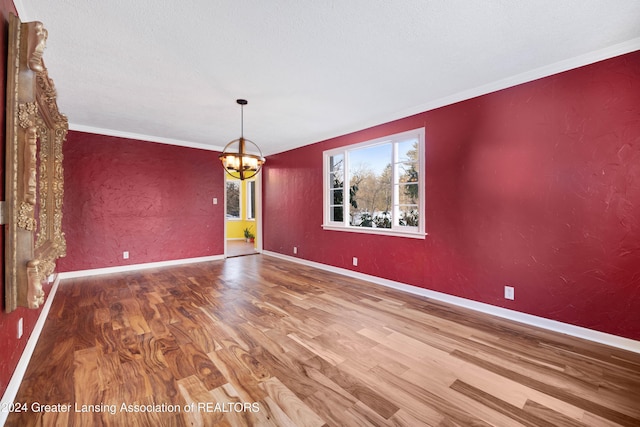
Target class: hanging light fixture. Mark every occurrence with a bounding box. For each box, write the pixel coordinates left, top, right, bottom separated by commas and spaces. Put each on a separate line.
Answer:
219, 99, 266, 180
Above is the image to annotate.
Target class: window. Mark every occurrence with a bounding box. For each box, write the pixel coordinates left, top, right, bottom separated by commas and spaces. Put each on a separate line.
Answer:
226, 180, 241, 219
323, 128, 425, 238
246, 180, 256, 220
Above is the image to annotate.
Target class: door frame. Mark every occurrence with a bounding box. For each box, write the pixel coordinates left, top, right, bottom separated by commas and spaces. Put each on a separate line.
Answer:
223, 171, 263, 257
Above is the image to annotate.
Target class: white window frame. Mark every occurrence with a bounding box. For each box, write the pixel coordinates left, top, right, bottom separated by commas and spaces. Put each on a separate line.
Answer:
246, 179, 256, 221
322, 127, 426, 239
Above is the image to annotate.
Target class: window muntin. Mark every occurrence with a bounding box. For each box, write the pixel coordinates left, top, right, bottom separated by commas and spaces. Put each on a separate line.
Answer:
323, 128, 425, 238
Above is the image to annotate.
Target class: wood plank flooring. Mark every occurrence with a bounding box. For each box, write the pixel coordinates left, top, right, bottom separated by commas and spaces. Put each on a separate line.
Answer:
6, 255, 640, 426
226, 240, 257, 258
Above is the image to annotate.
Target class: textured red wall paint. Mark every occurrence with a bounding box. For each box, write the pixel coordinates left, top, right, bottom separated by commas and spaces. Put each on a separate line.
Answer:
58, 131, 225, 272
264, 51, 640, 340
0, 2, 47, 399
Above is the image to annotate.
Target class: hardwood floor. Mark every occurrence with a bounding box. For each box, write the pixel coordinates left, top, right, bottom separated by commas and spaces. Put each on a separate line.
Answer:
6, 255, 640, 426
227, 240, 257, 258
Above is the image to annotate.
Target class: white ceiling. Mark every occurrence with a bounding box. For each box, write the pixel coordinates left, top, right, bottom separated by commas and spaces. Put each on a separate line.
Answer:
15, 1, 640, 156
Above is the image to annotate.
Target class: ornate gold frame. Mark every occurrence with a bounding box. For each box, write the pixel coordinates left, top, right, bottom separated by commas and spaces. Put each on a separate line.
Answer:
4, 14, 67, 311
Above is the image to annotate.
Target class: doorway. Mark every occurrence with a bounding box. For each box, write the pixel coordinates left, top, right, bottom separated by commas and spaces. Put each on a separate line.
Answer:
224, 173, 262, 257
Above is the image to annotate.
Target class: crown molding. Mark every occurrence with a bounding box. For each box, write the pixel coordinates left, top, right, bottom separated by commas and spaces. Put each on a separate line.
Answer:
388, 37, 640, 125
68, 124, 225, 152
70, 41, 640, 156
269, 39, 640, 156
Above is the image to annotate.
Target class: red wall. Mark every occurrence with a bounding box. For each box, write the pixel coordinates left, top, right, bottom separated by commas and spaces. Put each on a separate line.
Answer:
58, 131, 225, 272
0, 1, 45, 399
263, 51, 640, 341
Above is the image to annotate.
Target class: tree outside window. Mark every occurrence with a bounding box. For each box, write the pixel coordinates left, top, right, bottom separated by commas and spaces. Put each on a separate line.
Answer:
226, 181, 241, 219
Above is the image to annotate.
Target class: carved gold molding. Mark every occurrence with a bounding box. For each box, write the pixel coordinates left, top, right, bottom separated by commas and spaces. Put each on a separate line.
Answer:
5, 14, 68, 311
28, 22, 48, 72
17, 102, 39, 232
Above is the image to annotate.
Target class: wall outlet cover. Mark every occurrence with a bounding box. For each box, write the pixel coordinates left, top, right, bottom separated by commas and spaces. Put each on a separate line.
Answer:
504, 286, 515, 300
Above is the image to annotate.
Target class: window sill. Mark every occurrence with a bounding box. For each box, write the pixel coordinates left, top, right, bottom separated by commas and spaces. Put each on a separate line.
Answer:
322, 224, 427, 239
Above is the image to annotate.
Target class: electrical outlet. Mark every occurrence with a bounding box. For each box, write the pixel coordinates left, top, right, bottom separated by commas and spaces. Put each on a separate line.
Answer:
123, 251, 130, 259
293, 247, 297, 255
213, 197, 218, 205
504, 286, 515, 300
353, 257, 358, 266
18, 318, 23, 339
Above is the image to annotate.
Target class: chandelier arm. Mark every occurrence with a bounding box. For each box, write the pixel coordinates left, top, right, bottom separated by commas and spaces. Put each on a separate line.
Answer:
239, 137, 245, 180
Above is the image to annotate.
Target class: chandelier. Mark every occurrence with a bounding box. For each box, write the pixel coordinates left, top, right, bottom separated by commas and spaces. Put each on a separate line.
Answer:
219, 99, 266, 180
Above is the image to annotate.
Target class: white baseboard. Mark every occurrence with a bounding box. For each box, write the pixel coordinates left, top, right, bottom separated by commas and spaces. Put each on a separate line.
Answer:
262, 250, 640, 355
0, 276, 61, 427
57, 254, 225, 279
